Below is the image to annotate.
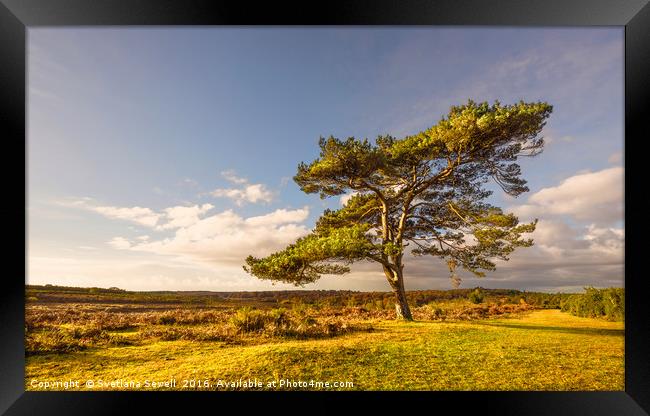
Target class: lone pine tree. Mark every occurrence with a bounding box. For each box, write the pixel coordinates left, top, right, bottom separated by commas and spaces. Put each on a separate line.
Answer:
244, 100, 553, 320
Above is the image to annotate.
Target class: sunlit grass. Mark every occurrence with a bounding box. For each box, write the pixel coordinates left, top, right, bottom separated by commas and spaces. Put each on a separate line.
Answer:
26, 310, 623, 391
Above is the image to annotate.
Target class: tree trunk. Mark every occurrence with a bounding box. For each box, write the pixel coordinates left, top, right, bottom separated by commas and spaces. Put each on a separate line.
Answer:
393, 283, 413, 321
384, 266, 413, 321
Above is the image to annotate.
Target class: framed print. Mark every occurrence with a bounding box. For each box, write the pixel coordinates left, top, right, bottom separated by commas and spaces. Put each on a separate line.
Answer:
1, 0, 649, 414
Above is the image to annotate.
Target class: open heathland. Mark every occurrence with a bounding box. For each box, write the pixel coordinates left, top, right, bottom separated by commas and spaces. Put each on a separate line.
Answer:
25, 285, 624, 391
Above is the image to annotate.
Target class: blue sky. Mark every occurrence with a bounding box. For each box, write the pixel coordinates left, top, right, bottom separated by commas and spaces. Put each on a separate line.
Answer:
27, 27, 624, 292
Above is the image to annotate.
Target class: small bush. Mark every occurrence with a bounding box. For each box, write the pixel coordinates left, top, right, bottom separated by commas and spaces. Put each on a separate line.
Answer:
268, 308, 290, 328
157, 313, 177, 325
25, 325, 114, 355
468, 288, 484, 304
230, 307, 268, 333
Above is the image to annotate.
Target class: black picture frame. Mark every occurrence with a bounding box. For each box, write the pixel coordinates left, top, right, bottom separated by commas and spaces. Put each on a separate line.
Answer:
2, 0, 649, 414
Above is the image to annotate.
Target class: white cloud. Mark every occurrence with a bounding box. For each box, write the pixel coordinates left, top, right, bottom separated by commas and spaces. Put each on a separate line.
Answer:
522, 219, 623, 262
94, 205, 161, 228
59, 197, 163, 227
43, 197, 313, 289
529, 220, 586, 250
511, 167, 623, 224
210, 184, 274, 206
112, 207, 311, 268
209, 171, 275, 206
157, 203, 213, 230
245, 207, 309, 227
66, 198, 215, 230
583, 224, 624, 255
221, 170, 248, 185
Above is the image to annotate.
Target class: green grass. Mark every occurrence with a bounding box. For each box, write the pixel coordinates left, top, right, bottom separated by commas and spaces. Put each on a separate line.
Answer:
26, 310, 623, 391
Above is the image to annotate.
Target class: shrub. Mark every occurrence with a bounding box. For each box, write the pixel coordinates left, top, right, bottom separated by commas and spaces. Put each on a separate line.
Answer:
230, 307, 268, 333
25, 325, 117, 355
268, 308, 290, 328
157, 313, 177, 325
468, 288, 484, 304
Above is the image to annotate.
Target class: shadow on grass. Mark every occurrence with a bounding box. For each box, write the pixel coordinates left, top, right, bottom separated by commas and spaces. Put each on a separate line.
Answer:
474, 321, 624, 337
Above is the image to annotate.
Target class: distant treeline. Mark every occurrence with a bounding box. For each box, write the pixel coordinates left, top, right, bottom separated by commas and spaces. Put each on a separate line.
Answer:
26, 284, 531, 305
25, 284, 358, 297
25, 285, 624, 321
559, 287, 624, 321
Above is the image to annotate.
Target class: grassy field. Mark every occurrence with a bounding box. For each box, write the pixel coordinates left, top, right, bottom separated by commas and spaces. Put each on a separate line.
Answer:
25, 286, 624, 391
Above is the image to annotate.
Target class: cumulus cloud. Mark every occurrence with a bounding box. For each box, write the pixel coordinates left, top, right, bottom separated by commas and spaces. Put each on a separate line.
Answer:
65, 198, 215, 230
209, 171, 274, 206
93, 205, 161, 228
583, 224, 624, 255
244, 207, 309, 227
157, 203, 214, 230
111, 207, 311, 268
511, 167, 623, 225
210, 184, 274, 206
521, 220, 624, 262
220, 170, 248, 185
66, 194, 311, 278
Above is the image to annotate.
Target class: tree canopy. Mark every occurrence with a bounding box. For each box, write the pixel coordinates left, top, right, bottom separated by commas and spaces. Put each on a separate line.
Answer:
244, 100, 553, 319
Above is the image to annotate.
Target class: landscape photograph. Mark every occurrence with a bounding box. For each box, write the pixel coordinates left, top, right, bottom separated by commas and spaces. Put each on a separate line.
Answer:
26, 27, 624, 391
